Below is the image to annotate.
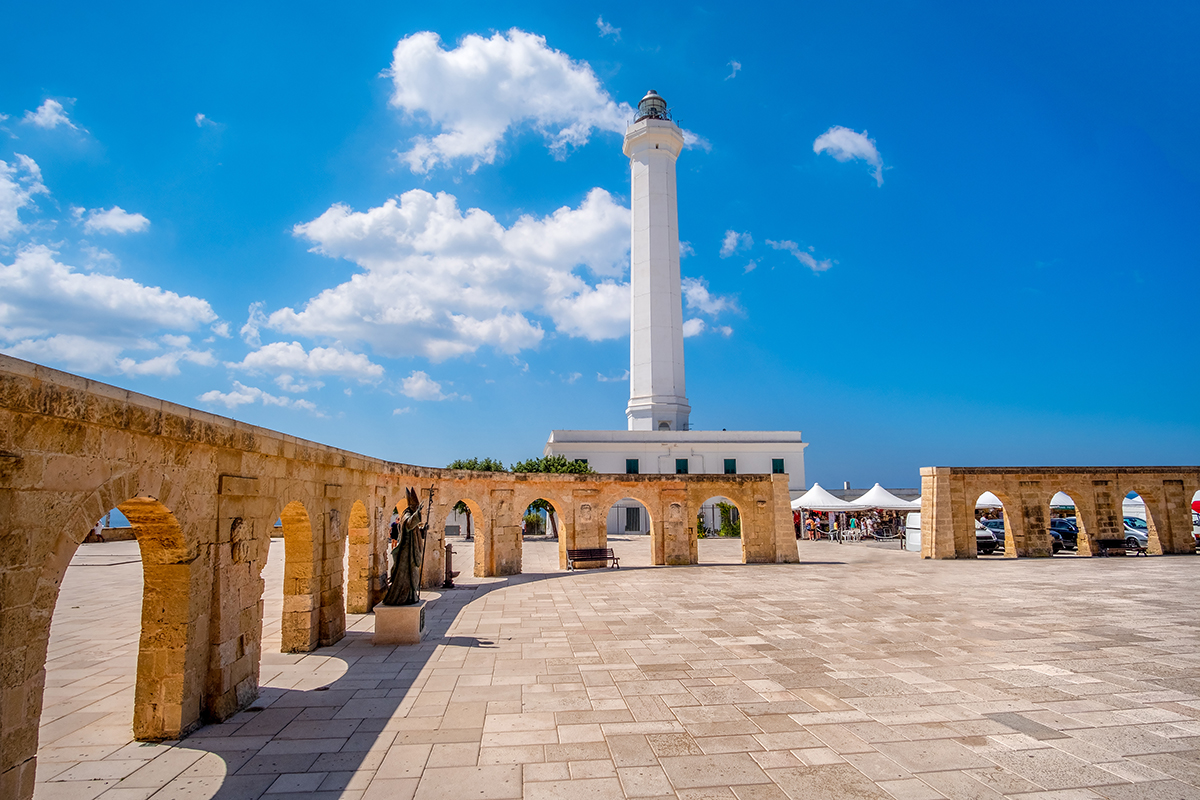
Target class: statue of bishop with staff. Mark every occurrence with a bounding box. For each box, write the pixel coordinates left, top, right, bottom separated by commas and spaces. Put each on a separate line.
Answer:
382, 487, 431, 606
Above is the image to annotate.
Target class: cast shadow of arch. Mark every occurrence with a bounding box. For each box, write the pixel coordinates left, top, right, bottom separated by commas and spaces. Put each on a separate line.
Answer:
149, 565, 576, 798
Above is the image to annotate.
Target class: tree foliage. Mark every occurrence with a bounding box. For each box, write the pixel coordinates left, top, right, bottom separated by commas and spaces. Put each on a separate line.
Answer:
716, 501, 741, 537
509, 454, 595, 474
446, 457, 507, 472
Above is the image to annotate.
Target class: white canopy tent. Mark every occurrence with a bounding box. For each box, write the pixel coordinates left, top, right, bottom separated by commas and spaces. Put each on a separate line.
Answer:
792, 483, 867, 512
975, 491, 1003, 509
1050, 491, 1075, 508
852, 483, 918, 510
1123, 495, 1146, 516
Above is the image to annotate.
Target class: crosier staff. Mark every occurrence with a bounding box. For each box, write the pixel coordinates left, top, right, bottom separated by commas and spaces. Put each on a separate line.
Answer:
416, 485, 436, 590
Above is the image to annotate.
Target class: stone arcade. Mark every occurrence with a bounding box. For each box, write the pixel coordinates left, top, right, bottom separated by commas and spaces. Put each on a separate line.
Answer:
920, 466, 1200, 558
0, 354, 797, 799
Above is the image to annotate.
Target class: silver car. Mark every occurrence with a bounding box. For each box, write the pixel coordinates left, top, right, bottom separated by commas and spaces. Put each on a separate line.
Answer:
1123, 516, 1149, 548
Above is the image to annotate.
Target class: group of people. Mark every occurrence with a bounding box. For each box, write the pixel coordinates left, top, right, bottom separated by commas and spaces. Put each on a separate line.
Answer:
793, 509, 908, 541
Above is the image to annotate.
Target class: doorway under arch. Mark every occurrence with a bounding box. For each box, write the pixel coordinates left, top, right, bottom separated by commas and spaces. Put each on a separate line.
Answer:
603, 496, 655, 567
517, 497, 562, 573
1047, 490, 1081, 553
697, 495, 745, 564
443, 497, 485, 577
975, 491, 1012, 557
40, 496, 203, 743
1122, 491, 1155, 552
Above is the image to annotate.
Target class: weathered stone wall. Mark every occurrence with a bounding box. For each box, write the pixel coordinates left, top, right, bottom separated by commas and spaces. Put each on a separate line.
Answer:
0, 354, 798, 799
920, 466, 1200, 559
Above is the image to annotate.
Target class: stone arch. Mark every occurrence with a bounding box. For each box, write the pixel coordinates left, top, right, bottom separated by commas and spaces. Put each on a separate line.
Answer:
696, 493, 748, 563
278, 499, 320, 653
511, 488, 572, 572
1117, 484, 1164, 554
1043, 485, 1084, 554
969, 486, 1015, 558
443, 495, 488, 577
31, 477, 208, 746
597, 486, 667, 564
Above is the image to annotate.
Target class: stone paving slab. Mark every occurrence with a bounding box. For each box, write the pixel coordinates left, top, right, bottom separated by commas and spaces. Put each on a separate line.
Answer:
35, 535, 1200, 799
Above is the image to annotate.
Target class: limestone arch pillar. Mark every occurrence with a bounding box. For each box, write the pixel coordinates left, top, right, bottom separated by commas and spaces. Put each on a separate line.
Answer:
280, 499, 320, 653
346, 499, 373, 614
209, 474, 274, 722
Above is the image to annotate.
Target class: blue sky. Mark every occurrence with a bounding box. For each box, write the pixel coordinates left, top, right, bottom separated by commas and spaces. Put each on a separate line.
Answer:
2, 1, 1197, 488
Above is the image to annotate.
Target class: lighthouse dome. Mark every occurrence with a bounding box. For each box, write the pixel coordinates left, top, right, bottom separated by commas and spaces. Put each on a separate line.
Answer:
636, 90, 669, 121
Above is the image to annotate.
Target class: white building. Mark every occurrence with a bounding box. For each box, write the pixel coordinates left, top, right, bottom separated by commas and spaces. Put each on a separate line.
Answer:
543, 90, 807, 532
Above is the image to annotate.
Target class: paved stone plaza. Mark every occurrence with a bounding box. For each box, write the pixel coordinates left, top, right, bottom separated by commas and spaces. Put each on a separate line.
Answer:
35, 536, 1200, 799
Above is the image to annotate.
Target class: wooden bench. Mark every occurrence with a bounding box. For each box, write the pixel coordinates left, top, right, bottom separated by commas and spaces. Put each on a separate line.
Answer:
1094, 538, 1147, 556
566, 548, 620, 570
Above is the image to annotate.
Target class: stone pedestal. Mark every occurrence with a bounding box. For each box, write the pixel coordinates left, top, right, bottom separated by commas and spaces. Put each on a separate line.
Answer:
373, 593, 438, 645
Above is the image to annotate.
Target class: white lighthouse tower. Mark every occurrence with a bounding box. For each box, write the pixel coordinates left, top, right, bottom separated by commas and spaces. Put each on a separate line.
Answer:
543, 87, 807, 506
624, 90, 690, 432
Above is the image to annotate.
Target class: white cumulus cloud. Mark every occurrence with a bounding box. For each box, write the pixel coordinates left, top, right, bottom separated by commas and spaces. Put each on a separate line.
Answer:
229, 341, 384, 382
546, 280, 629, 340
4, 333, 214, 377
386, 29, 635, 173
767, 239, 834, 273
726, 61, 741, 80
813, 125, 885, 186
0, 155, 49, 240
280, 186, 630, 360
274, 373, 322, 393
719, 229, 753, 258
681, 277, 736, 316
0, 246, 220, 376
682, 318, 705, 337
198, 381, 318, 412
401, 370, 456, 401
682, 130, 712, 153
23, 99, 78, 130
0, 245, 216, 339
81, 206, 150, 235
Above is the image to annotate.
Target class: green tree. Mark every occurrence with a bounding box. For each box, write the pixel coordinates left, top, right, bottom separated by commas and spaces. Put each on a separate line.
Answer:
509, 454, 595, 474
716, 502, 741, 537
446, 457, 507, 472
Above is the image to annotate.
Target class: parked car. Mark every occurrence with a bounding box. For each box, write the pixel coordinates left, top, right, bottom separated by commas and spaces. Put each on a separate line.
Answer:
1048, 528, 1064, 554
982, 518, 1005, 549
1049, 518, 1078, 550
979, 518, 1062, 554
975, 520, 998, 555
1123, 516, 1149, 549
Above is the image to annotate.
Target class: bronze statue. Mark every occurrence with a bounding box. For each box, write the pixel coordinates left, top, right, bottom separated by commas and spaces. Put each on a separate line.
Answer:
382, 487, 430, 606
